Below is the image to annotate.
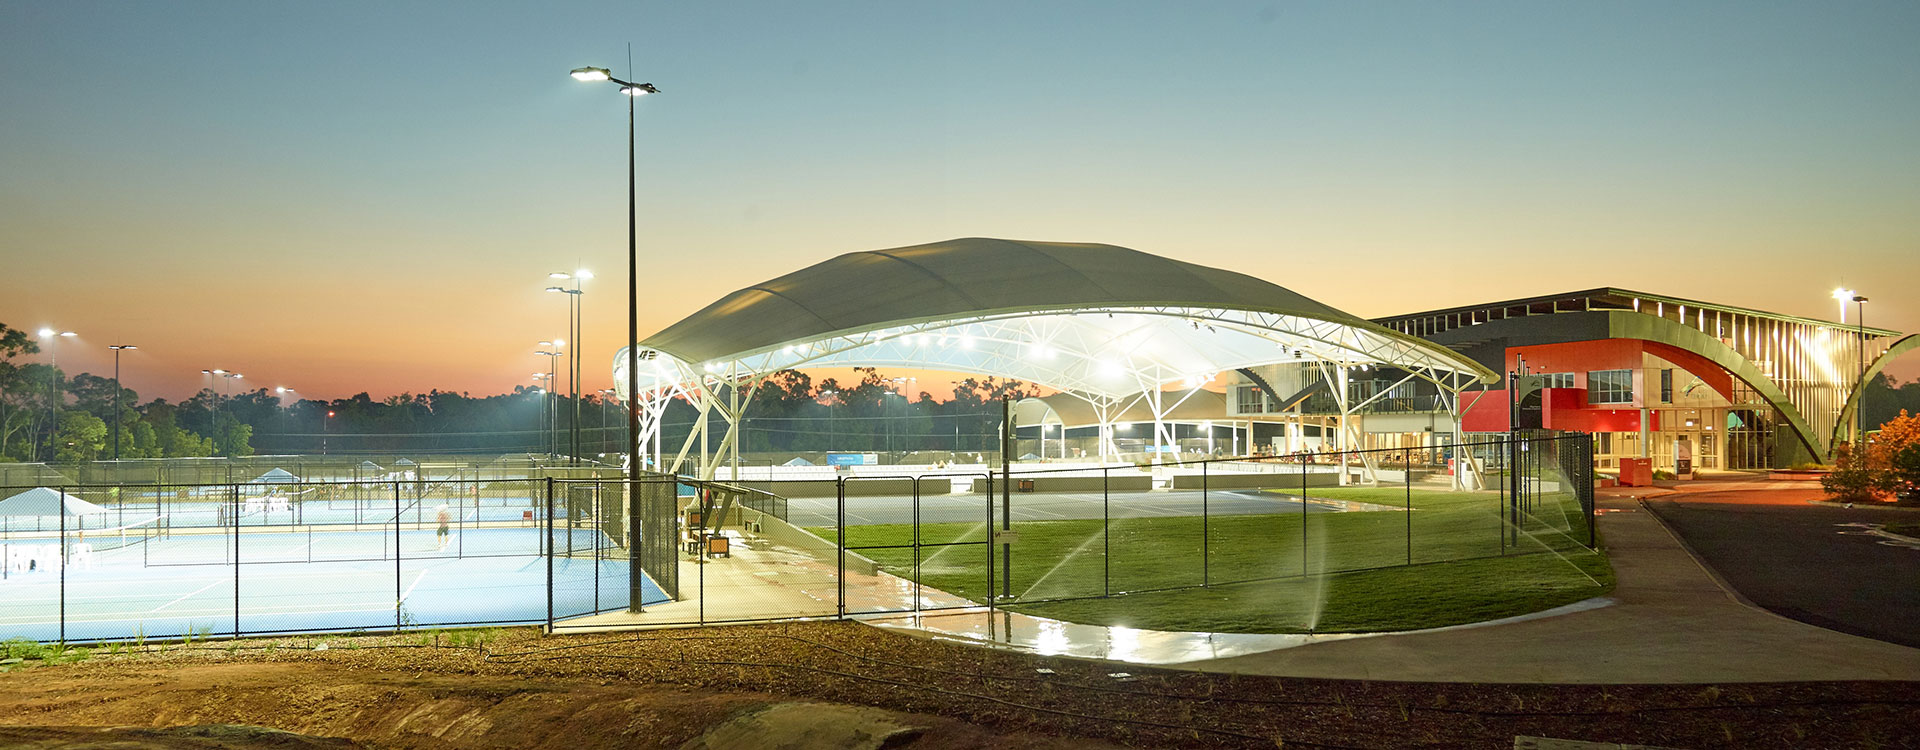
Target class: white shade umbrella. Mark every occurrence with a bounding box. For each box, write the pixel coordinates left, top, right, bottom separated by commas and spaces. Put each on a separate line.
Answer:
0, 487, 106, 517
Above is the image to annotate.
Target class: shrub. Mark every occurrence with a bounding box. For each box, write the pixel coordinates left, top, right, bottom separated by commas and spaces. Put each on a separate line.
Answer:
1821, 443, 1885, 503
1653, 469, 1677, 481
1887, 443, 1920, 505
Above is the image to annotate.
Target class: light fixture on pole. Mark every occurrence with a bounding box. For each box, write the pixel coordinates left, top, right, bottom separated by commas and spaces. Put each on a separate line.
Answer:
36, 329, 77, 462
1852, 292, 1869, 444
820, 389, 838, 454
108, 344, 137, 461
535, 348, 562, 458
572, 61, 659, 613
548, 272, 589, 465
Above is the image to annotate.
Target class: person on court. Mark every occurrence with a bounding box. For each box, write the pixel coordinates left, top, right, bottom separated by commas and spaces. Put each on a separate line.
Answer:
435, 504, 451, 551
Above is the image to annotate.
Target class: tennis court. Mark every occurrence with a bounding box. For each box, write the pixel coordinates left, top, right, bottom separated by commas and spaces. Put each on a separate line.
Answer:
1, 513, 667, 643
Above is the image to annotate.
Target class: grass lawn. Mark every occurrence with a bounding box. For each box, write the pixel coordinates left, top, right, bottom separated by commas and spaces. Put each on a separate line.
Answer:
824, 485, 1612, 634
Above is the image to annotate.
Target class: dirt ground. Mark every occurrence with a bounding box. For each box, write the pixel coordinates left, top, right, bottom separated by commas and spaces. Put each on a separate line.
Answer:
2, 621, 1917, 749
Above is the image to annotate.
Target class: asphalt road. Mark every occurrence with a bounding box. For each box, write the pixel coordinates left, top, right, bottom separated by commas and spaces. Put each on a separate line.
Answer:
784, 488, 1370, 527
1645, 496, 1920, 649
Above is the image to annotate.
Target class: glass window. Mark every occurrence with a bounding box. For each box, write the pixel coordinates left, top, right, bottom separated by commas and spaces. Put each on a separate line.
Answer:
1659, 369, 1673, 403
1588, 369, 1633, 404
1542, 372, 1575, 389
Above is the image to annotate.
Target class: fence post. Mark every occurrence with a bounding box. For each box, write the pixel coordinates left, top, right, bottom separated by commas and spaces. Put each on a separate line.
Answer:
545, 476, 554, 633
836, 477, 846, 619
1202, 459, 1210, 587
232, 483, 240, 639
393, 480, 402, 633
1102, 465, 1110, 598
1405, 448, 1413, 566
911, 476, 922, 613
1300, 452, 1308, 578
58, 488, 66, 644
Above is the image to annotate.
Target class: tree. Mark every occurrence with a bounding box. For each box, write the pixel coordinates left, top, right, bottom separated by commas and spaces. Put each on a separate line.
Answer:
52, 411, 107, 464
0, 324, 44, 461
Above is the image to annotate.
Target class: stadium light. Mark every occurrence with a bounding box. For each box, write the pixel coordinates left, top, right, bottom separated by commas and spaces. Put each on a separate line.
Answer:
571, 60, 660, 614
107, 344, 138, 460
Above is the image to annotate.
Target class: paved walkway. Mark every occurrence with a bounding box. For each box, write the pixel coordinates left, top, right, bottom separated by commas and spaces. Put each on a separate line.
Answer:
1178, 484, 1920, 682
874, 480, 1920, 683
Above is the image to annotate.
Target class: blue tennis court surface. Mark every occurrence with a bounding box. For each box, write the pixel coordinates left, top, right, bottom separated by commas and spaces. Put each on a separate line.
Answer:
1, 524, 668, 642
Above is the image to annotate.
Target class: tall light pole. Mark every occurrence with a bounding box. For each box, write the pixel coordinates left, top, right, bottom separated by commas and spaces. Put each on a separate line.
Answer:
569, 65, 657, 486
820, 389, 837, 454
1834, 288, 1871, 446
548, 271, 590, 465
108, 344, 138, 460
1854, 293, 1869, 444
36, 328, 76, 461
537, 344, 562, 459
599, 388, 617, 458
325, 409, 335, 455
274, 387, 295, 455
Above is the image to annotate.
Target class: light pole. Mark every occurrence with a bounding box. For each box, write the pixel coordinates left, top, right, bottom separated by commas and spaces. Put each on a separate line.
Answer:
324, 409, 334, 455
820, 389, 837, 454
1834, 288, 1871, 445
569, 66, 657, 487
108, 344, 137, 461
200, 369, 241, 456
274, 387, 295, 456
36, 329, 76, 461
548, 271, 590, 465
537, 344, 562, 459
530, 376, 550, 455
599, 388, 617, 458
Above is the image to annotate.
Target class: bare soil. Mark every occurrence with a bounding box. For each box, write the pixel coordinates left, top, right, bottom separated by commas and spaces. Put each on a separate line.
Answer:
2, 622, 1917, 749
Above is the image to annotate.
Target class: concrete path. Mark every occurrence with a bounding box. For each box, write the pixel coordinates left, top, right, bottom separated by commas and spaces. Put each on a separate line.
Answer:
1177, 486, 1920, 683
1645, 483, 1920, 648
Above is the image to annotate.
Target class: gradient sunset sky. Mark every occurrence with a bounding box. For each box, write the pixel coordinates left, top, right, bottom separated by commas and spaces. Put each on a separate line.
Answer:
3, 1, 1916, 402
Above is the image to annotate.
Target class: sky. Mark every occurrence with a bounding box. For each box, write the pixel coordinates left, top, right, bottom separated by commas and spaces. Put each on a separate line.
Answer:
3, 1, 1917, 403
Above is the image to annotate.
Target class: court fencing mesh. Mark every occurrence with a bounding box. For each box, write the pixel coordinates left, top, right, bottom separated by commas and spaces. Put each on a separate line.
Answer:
4, 433, 1594, 642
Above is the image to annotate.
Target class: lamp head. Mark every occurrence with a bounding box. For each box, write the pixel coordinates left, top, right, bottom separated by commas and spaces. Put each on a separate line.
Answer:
110, 344, 137, 350
1833, 288, 1856, 301
1853, 295, 1868, 303
38, 328, 53, 338
546, 286, 567, 293
621, 83, 659, 96
574, 269, 593, 280
549, 272, 571, 279
570, 67, 611, 82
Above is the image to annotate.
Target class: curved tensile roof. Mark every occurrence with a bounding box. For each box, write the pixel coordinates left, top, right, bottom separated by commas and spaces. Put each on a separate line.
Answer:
620, 238, 1495, 402
644, 238, 1360, 363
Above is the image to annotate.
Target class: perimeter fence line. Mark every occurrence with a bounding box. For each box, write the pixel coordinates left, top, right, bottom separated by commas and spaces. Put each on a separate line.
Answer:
3, 432, 1595, 643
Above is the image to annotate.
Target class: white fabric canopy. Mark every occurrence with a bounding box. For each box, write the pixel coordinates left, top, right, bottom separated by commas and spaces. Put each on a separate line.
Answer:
250, 468, 300, 484
616, 238, 1495, 401
0, 487, 106, 518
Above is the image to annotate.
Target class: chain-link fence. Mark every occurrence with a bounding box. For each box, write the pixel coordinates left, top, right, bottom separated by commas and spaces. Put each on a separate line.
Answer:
5, 433, 1594, 642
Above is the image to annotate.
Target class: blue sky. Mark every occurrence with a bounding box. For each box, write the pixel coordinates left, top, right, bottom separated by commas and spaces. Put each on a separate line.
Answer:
3, 1, 1916, 398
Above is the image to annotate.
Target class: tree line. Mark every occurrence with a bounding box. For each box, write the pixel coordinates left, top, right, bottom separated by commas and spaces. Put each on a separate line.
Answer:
2, 324, 1035, 463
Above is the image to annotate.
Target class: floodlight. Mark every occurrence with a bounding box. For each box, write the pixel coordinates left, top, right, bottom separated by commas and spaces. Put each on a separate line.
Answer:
621, 83, 659, 96
575, 269, 593, 279
38, 328, 53, 338
546, 286, 567, 293
550, 272, 571, 279
570, 67, 611, 82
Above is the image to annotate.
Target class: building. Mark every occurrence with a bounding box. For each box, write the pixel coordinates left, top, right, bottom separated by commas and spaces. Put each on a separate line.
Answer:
1226, 288, 1914, 473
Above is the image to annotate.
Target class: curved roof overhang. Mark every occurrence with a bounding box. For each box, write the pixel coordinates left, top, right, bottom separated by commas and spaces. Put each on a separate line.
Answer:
615, 239, 1497, 403
1836, 333, 1920, 448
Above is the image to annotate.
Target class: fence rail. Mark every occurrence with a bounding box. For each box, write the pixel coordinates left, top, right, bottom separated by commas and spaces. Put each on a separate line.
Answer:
4, 433, 1594, 643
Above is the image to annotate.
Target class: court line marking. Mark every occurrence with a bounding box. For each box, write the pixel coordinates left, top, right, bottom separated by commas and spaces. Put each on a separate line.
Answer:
399, 569, 429, 603
151, 578, 230, 613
